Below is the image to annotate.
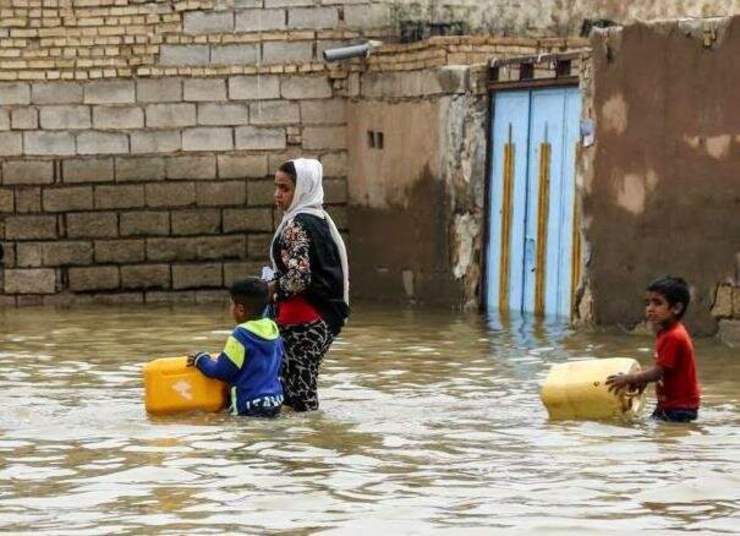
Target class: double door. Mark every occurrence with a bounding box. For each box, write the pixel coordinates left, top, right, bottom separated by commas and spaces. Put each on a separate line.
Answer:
486, 87, 581, 317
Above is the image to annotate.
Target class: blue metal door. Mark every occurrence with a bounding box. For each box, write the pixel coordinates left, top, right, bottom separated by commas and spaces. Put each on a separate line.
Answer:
486, 86, 581, 317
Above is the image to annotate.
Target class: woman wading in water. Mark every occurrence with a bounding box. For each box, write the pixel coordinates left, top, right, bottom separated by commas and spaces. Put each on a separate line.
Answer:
269, 158, 349, 411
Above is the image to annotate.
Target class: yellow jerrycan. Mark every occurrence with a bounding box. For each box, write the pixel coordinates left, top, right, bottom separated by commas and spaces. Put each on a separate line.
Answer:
540, 358, 647, 421
143, 356, 228, 416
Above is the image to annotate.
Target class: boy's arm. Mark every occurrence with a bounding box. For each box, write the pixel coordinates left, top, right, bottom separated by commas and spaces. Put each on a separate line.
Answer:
189, 331, 246, 383
191, 351, 240, 382
606, 365, 664, 394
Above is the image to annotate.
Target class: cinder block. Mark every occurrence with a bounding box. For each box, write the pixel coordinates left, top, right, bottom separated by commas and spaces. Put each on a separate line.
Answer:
84, 80, 135, 104
121, 263, 171, 289
196, 180, 246, 206
223, 207, 273, 232
218, 153, 267, 178
268, 149, 302, 173
16, 243, 43, 267
171, 209, 221, 235
0, 82, 30, 105
43, 186, 94, 212
229, 75, 280, 100
145, 290, 196, 304
224, 260, 266, 285
249, 100, 299, 125
94, 184, 145, 209
0, 132, 23, 156
300, 99, 346, 124
39, 105, 91, 129
120, 211, 170, 236
32, 82, 83, 104
323, 178, 347, 203
198, 102, 249, 126
2, 160, 54, 185
115, 156, 166, 182
235, 126, 285, 150
182, 127, 234, 151
159, 45, 210, 66
15, 188, 42, 213
23, 132, 75, 156
172, 263, 223, 289
11, 108, 38, 129
265, 0, 314, 7
147, 236, 246, 262
136, 78, 182, 103
0, 188, 13, 212
5, 215, 58, 239
94, 239, 145, 263
66, 212, 118, 238
247, 233, 272, 260
183, 11, 234, 34
281, 75, 332, 99
288, 7, 337, 29
235, 9, 285, 32
42, 241, 93, 266
184, 78, 227, 102
145, 182, 196, 207
0, 109, 9, 130
68, 266, 120, 291
196, 289, 230, 303
145, 103, 196, 128
262, 41, 313, 64
211, 45, 260, 66
302, 126, 346, 150
63, 158, 114, 183
247, 179, 274, 206
345, 3, 390, 28
320, 151, 347, 176
4, 268, 56, 294
235, 0, 263, 7
77, 131, 129, 155
166, 155, 216, 180
130, 130, 181, 154
92, 106, 144, 129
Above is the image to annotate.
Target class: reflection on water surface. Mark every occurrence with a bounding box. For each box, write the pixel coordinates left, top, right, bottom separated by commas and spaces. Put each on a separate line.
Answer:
0, 303, 738, 534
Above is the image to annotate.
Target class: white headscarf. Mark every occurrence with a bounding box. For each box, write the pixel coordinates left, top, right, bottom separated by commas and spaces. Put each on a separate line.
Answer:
270, 158, 349, 305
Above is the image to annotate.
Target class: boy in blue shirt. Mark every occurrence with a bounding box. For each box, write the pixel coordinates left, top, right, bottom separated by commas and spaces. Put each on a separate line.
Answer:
187, 278, 284, 418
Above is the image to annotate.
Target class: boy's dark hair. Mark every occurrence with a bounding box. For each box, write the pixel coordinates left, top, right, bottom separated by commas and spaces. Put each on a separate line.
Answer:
278, 160, 297, 184
647, 276, 690, 318
230, 277, 269, 316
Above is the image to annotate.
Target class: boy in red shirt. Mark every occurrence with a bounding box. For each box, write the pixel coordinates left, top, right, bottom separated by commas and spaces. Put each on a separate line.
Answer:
606, 276, 700, 422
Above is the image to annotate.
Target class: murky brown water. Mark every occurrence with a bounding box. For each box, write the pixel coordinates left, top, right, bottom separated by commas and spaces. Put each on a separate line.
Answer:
0, 303, 738, 534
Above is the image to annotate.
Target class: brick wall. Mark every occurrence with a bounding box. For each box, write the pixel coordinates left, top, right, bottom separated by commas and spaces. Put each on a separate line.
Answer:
0, 0, 366, 305
0, 0, 588, 306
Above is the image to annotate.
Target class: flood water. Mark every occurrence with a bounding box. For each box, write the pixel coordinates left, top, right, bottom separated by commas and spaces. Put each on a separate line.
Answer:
0, 303, 738, 535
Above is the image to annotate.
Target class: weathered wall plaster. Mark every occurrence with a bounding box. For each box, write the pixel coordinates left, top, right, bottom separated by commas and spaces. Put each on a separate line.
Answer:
583, 16, 740, 335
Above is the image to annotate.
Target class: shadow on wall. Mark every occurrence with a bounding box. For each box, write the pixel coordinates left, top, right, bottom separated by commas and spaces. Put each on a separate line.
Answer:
349, 164, 463, 306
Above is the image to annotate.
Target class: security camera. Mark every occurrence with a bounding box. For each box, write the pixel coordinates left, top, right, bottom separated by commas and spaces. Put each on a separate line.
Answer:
323, 41, 383, 62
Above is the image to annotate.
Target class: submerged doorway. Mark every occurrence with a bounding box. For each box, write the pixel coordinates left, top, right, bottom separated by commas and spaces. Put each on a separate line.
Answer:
486, 86, 582, 318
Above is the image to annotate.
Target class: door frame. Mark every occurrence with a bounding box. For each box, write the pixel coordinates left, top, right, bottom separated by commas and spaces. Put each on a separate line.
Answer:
481, 75, 581, 317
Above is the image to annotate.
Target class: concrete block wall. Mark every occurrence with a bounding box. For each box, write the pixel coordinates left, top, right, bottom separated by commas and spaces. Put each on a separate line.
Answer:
0, 70, 349, 305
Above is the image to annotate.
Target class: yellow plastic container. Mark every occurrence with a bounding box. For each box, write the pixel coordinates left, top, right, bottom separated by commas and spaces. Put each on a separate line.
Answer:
143, 356, 228, 416
540, 358, 647, 421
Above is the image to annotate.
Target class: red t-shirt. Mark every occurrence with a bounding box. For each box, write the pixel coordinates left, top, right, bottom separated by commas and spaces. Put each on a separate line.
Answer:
276, 295, 321, 327
654, 322, 700, 410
